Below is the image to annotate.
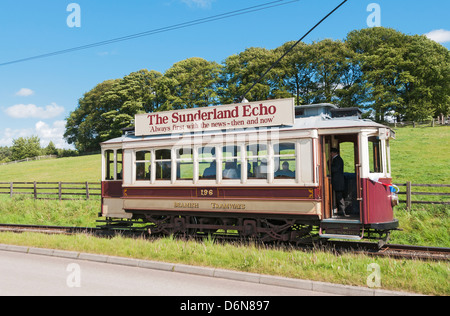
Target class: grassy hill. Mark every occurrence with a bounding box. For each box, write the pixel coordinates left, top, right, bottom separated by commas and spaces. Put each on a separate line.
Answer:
0, 154, 101, 182
390, 126, 450, 184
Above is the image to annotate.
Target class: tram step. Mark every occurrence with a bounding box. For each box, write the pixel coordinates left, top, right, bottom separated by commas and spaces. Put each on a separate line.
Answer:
319, 233, 363, 241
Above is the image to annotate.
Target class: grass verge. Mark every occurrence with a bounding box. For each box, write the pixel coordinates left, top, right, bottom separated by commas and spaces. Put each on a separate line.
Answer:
0, 232, 448, 296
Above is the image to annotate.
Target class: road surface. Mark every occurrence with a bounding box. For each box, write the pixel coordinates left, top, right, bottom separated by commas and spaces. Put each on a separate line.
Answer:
0, 250, 336, 296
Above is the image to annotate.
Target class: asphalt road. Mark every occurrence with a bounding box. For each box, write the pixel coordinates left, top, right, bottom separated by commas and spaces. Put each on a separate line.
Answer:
0, 250, 336, 296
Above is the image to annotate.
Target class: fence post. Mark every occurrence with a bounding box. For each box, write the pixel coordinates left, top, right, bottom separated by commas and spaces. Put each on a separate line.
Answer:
406, 181, 412, 211
34, 181, 37, 200
10, 182, 13, 198
86, 181, 90, 200
58, 182, 62, 201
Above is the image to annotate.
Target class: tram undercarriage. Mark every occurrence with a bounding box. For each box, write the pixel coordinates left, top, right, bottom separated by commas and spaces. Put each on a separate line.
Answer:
97, 210, 395, 245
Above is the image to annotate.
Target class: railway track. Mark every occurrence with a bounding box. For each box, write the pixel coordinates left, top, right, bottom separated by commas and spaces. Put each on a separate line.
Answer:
0, 224, 98, 235
0, 224, 449, 262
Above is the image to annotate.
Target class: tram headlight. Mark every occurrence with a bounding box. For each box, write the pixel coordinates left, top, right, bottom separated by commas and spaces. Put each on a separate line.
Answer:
390, 194, 399, 207
389, 185, 399, 207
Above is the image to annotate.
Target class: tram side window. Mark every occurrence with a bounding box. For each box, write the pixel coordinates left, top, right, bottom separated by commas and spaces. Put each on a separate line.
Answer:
222, 145, 241, 180
176, 148, 193, 181
199, 146, 216, 180
136, 151, 151, 181
274, 143, 296, 179
116, 150, 123, 180
155, 149, 172, 181
105, 150, 115, 180
247, 144, 269, 180
368, 136, 382, 173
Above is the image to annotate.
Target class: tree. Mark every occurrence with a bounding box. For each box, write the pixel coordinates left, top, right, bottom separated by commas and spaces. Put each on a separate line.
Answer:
163, 57, 222, 109
276, 41, 315, 105
11, 136, 42, 161
44, 141, 58, 156
65, 69, 163, 152
346, 27, 450, 122
65, 79, 119, 152
0, 146, 12, 163
220, 47, 287, 103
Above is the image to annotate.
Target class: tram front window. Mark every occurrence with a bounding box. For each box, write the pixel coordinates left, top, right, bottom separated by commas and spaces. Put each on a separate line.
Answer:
368, 136, 382, 173
105, 150, 115, 180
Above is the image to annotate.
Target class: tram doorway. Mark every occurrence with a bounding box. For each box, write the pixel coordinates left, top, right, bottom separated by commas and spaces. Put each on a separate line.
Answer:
321, 134, 361, 220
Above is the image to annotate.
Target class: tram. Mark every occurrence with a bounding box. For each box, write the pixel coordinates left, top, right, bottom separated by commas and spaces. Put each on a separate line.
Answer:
100, 98, 399, 243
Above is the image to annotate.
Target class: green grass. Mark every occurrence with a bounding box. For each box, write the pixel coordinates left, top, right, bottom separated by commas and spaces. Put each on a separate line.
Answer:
0, 195, 99, 227
0, 154, 101, 182
0, 232, 447, 295
391, 126, 450, 184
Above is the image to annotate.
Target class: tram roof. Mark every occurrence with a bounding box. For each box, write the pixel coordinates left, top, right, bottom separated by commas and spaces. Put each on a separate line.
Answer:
101, 111, 388, 146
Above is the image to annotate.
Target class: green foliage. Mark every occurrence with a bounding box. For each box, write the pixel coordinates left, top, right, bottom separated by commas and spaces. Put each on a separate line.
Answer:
10, 136, 42, 161
64, 27, 450, 151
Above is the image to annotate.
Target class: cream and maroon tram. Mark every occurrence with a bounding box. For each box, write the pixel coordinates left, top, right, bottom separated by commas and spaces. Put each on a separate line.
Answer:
100, 98, 399, 243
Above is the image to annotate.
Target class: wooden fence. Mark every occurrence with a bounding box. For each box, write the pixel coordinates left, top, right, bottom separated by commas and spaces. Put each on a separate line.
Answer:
0, 155, 57, 166
0, 181, 449, 208
0, 182, 101, 200
394, 182, 450, 210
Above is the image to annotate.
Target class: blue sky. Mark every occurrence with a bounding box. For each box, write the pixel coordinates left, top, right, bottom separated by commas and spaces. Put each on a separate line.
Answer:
0, 0, 449, 149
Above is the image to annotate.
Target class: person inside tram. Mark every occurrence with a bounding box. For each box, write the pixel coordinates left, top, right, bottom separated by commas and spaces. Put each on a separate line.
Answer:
254, 159, 268, 179
275, 161, 295, 179
331, 147, 347, 217
223, 161, 239, 179
202, 161, 217, 179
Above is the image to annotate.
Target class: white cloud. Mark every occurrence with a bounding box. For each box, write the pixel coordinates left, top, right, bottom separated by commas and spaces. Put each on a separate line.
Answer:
15, 88, 35, 97
35, 120, 71, 149
5, 103, 65, 119
0, 120, 73, 149
425, 29, 450, 43
181, 0, 215, 9
0, 127, 33, 147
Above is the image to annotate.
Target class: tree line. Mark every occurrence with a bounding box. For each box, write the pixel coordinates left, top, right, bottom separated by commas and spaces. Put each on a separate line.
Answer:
65, 27, 450, 152
0, 137, 78, 163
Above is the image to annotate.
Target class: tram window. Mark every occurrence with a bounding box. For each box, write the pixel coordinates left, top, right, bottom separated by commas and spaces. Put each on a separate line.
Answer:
136, 150, 151, 181
274, 143, 296, 179
176, 148, 193, 181
155, 149, 172, 181
199, 146, 216, 180
222, 145, 241, 180
386, 140, 391, 175
368, 136, 382, 173
246, 144, 269, 180
116, 150, 123, 180
105, 150, 115, 180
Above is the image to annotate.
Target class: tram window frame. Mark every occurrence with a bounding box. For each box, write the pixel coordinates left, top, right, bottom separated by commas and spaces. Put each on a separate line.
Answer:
155, 149, 172, 181
273, 142, 297, 182
135, 150, 151, 182
175, 147, 194, 181
198, 146, 217, 181
368, 136, 383, 174
104, 150, 115, 181
246, 143, 269, 182
221, 145, 242, 181
386, 139, 391, 176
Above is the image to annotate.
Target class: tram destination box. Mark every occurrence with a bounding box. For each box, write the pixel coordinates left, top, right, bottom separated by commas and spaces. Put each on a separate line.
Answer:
135, 98, 295, 136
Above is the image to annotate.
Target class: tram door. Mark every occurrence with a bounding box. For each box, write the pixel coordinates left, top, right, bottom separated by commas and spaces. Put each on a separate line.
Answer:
321, 134, 360, 220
